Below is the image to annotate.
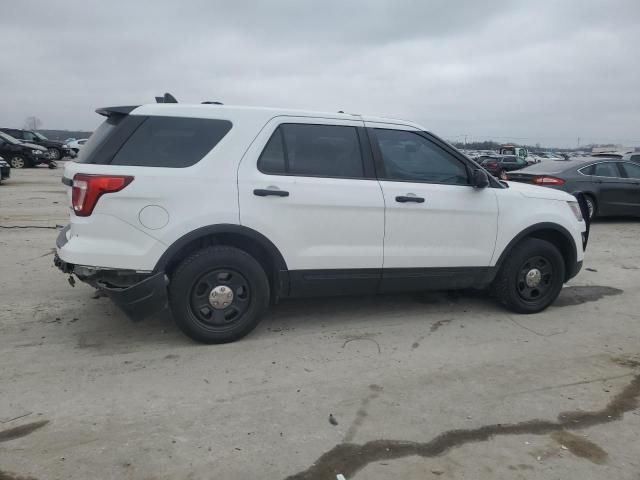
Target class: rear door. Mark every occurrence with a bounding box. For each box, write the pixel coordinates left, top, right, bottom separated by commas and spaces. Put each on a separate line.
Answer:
365, 123, 498, 289
238, 117, 385, 296
618, 162, 640, 215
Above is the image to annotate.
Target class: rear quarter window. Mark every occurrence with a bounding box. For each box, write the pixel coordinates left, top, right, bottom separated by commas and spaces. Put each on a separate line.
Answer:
111, 117, 232, 167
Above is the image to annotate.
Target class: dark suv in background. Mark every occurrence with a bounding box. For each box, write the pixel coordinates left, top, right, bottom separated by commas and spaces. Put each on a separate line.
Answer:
0, 128, 74, 160
478, 155, 529, 179
0, 131, 53, 168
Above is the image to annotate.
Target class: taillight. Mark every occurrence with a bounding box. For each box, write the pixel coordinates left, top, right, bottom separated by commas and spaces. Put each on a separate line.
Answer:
71, 174, 134, 216
532, 176, 565, 186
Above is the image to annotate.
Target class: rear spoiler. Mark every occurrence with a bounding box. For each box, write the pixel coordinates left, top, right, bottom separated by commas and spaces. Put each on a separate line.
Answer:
95, 106, 139, 117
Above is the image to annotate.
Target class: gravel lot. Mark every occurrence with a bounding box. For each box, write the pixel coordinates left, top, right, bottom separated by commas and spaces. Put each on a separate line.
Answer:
1, 166, 639, 480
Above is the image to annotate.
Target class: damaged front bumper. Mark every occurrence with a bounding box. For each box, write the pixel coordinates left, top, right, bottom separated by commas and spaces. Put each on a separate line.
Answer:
55, 228, 168, 320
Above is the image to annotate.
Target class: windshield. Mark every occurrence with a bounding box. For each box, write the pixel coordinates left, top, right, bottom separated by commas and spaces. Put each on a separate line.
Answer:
0, 132, 19, 145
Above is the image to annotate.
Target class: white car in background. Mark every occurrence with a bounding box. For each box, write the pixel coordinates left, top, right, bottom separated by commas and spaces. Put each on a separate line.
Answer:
66, 138, 89, 154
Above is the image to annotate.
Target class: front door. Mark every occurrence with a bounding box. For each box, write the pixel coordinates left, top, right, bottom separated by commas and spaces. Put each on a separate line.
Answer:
618, 162, 640, 216
365, 124, 498, 290
238, 117, 385, 296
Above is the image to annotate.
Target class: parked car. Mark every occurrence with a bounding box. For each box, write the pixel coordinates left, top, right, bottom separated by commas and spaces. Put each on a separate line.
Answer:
622, 152, 640, 164
0, 157, 10, 182
507, 158, 640, 219
54, 101, 586, 344
0, 128, 75, 160
66, 138, 89, 153
479, 155, 529, 179
0, 132, 53, 168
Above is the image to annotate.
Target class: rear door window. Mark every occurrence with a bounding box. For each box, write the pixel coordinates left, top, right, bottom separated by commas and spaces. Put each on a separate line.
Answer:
111, 117, 232, 167
593, 162, 621, 178
258, 123, 365, 178
620, 162, 640, 179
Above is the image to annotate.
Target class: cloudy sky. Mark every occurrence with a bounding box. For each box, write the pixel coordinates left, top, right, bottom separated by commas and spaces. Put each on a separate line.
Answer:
1, 0, 639, 147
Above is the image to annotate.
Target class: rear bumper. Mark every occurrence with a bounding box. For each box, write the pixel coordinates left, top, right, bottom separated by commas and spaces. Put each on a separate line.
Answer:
55, 227, 168, 320
97, 272, 168, 320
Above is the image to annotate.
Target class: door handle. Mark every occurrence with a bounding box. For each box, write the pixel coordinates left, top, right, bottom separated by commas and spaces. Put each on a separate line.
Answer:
253, 188, 289, 197
395, 195, 425, 203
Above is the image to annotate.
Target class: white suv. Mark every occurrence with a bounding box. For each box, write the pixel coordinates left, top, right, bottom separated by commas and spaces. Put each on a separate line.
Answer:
55, 101, 588, 343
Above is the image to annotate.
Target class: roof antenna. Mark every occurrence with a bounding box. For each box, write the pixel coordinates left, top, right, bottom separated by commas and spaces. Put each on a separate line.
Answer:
163, 92, 178, 103
156, 93, 178, 103
202, 101, 224, 105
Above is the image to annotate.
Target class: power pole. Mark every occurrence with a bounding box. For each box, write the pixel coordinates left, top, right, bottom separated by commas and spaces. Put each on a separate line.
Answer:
577, 136, 580, 148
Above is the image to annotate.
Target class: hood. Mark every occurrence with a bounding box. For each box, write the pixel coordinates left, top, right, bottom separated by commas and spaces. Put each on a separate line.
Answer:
505, 180, 575, 201
41, 139, 64, 147
20, 142, 48, 152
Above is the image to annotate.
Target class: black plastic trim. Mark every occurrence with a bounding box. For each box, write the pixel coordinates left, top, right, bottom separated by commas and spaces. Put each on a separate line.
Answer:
98, 272, 168, 321
61, 176, 73, 187
153, 224, 289, 296
379, 267, 494, 293
494, 222, 579, 281
287, 266, 495, 298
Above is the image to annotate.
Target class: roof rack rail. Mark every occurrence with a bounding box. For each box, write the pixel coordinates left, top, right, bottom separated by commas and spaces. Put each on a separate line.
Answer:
202, 101, 224, 105
155, 93, 178, 104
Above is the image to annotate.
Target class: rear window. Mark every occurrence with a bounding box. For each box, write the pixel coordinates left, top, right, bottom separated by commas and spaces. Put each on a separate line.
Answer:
78, 115, 232, 167
111, 117, 231, 167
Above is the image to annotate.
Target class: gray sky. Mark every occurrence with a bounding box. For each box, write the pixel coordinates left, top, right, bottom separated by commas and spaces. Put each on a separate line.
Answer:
1, 0, 639, 147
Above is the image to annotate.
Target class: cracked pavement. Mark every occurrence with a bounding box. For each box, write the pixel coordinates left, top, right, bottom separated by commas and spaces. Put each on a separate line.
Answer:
1, 166, 639, 479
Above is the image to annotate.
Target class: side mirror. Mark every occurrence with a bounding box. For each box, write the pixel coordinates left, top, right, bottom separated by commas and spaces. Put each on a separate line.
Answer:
472, 169, 490, 188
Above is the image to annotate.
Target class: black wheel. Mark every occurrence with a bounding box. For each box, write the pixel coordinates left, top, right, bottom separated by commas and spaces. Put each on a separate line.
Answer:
47, 147, 61, 160
492, 238, 565, 313
584, 195, 596, 220
48, 161, 58, 169
9, 155, 28, 169
498, 169, 508, 180
168, 246, 270, 343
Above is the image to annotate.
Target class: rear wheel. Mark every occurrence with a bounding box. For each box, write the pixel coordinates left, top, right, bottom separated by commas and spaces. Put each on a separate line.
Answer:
9, 155, 27, 169
168, 246, 270, 343
492, 238, 565, 313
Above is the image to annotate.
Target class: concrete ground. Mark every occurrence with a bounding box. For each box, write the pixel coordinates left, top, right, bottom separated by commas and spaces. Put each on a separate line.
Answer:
1, 166, 639, 480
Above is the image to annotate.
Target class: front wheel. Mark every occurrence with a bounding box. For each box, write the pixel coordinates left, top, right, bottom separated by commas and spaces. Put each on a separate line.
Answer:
47, 148, 61, 160
168, 246, 270, 343
9, 155, 28, 169
498, 169, 508, 180
492, 238, 565, 313
584, 195, 596, 220
48, 161, 58, 169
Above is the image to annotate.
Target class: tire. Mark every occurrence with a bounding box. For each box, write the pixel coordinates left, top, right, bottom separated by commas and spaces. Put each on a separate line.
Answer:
492, 238, 565, 314
48, 161, 58, 169
584, 195, 596, 220
168, 246, 270, 343
47, 148, 61, 160
9, 155, 28, 169
498, 169, 508, 180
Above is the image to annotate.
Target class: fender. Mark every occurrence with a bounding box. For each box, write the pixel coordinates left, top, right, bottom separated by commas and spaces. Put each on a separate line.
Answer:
153, 224, 289, 293
494, 222, 579, 281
